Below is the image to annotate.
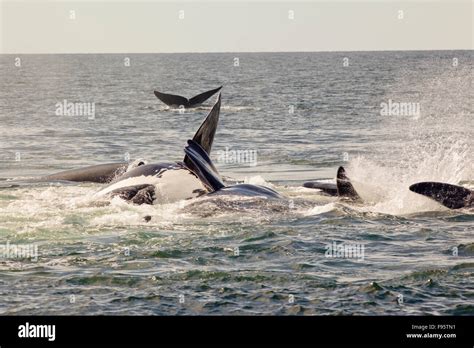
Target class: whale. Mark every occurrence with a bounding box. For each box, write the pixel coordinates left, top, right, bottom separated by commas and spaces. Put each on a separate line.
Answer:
335, 166, 361, 200
302, 181, 338, 196
42, 159, 147, 184
409, 182, 474, 209
40, 88, 222, 184
183, 139, 283, 199
303, 166, 361, 200
96, 94, 222, 204
306, 169, 472, 210
154, 86, 222, 109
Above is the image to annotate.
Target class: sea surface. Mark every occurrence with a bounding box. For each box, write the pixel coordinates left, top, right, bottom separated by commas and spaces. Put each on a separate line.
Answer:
0, 51, 472, 315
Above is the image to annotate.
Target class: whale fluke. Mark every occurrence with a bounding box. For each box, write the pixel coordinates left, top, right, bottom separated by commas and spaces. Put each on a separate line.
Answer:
154, 86, 222, 108
409, 182, 473, 209
153, 91, 188, 108
188, 86, 223, 106
336, 167, 361, 200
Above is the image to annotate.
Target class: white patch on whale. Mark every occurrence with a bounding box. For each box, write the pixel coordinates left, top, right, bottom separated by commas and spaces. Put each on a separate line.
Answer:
95, 168, 206, 204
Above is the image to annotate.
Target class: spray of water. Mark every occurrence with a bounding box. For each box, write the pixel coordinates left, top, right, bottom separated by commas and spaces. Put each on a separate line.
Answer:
347, 118, 472, 215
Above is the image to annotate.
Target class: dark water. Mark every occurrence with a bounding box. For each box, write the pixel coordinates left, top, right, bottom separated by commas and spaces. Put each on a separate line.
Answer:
0, 51, 472, 315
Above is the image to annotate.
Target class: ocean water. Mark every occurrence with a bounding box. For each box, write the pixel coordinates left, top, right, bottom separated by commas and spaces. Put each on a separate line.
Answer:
0, 51, 472, 315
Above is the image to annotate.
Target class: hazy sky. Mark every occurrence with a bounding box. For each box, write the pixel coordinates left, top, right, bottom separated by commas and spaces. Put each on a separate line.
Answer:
1, 0, 472, 53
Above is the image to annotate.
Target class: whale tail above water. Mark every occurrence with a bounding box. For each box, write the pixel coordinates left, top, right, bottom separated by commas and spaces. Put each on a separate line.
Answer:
409, 182, 473, 209
154, 86, 222, 108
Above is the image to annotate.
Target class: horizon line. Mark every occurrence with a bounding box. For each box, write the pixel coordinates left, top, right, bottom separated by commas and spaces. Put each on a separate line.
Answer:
1, 48, 472, 55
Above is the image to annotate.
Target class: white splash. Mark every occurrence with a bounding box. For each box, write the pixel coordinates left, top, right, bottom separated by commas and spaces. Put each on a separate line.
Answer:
243, 175, 276, 188
346, 137, 472, 215
303, 203, 336, 216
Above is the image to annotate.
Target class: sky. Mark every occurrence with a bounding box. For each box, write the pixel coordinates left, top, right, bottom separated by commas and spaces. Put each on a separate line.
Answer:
0, 0, 472, 53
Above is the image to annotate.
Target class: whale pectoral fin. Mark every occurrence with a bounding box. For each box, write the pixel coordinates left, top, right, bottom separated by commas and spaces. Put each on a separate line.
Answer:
110, 184, 156, 205
409, 182, 473, 209
190, 93, 221, 154
183, 93, 221, 171
188, 86, 222, 107
336, 167, 361, 201
153, 90, 189, 108
184, 139, 225, 192
303, 182, 338, 196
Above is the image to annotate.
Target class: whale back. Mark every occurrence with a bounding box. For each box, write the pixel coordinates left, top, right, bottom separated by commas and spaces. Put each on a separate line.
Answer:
110, 162, 180, 182
44, 162, 129, 183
